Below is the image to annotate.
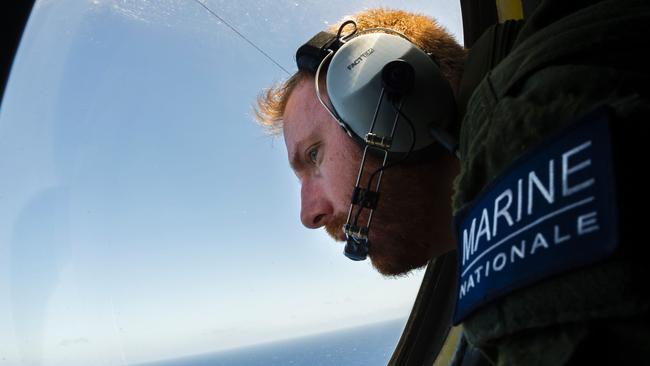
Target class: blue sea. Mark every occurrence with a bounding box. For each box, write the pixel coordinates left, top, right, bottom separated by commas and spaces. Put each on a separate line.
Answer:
135, 318, 406, 366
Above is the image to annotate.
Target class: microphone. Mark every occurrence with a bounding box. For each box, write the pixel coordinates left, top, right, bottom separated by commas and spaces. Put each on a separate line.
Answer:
344, 236, 369, 261
343, 190, 373, 261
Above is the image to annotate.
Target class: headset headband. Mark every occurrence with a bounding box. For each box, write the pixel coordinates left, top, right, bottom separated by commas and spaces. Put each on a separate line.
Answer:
295, 20, 357, 74
296, 31, 340, 73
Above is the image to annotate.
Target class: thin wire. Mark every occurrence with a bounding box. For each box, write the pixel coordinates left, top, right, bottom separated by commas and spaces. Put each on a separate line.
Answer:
365, 102, 417, 190
192, 0, 291, 76
353, 101, 417, 224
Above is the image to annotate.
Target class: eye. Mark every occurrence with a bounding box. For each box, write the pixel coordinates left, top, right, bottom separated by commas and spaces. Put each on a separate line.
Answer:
307, 145, 320, 164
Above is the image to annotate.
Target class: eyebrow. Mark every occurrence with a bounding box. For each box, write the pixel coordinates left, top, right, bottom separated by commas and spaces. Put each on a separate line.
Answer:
285, 113, 323, 173
288, 132, 319, 173
289, 149, 303, 172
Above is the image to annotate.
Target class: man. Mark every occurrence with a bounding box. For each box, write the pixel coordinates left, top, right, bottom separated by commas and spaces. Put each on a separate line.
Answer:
256, 3, 650, 365
256, 9, 466, 276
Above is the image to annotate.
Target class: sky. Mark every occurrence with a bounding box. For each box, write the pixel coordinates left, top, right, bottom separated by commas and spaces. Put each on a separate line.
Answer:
0, 0, 463, 365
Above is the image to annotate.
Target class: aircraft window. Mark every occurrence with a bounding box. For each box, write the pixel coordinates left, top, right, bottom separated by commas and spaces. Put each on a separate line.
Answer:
0, 1, 462, 365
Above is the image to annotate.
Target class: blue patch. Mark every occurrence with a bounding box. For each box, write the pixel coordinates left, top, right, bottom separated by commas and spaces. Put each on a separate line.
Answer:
453, 107, 619, 324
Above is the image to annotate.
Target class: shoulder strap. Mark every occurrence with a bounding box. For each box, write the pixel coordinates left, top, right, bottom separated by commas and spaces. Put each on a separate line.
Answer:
457, 20, 524, 119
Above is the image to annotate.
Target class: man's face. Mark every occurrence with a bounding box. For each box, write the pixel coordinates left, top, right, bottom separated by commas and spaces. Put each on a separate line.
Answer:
283, 77, 458, 276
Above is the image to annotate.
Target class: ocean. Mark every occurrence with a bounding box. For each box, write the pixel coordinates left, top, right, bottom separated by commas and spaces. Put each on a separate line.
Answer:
135, 318, 406, 366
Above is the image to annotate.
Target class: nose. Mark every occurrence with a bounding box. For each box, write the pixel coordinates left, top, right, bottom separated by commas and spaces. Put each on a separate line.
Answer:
300, 178, 333, 229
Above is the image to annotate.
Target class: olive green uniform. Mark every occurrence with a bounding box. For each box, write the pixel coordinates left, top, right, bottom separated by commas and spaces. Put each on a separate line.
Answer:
453, 0, 650, 364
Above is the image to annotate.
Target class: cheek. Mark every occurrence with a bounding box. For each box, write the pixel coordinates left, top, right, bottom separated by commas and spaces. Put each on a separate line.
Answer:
322, 141, 361, 209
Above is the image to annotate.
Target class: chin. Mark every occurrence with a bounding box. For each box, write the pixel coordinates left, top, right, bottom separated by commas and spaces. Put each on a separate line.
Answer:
369, 251, 427, 277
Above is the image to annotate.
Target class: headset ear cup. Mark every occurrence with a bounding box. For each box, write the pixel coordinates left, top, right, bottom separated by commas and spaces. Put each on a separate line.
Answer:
326, 32, 457, 156
382, 60, 415, 99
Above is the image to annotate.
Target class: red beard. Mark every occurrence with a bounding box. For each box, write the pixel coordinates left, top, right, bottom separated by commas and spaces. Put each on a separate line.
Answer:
324, 212, 430, 276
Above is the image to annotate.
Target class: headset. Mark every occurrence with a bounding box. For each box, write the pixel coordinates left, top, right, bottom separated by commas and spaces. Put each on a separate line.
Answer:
295, 21, 459, 261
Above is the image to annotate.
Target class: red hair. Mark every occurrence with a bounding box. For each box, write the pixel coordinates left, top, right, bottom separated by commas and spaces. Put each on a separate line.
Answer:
254, 8, 466, 134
